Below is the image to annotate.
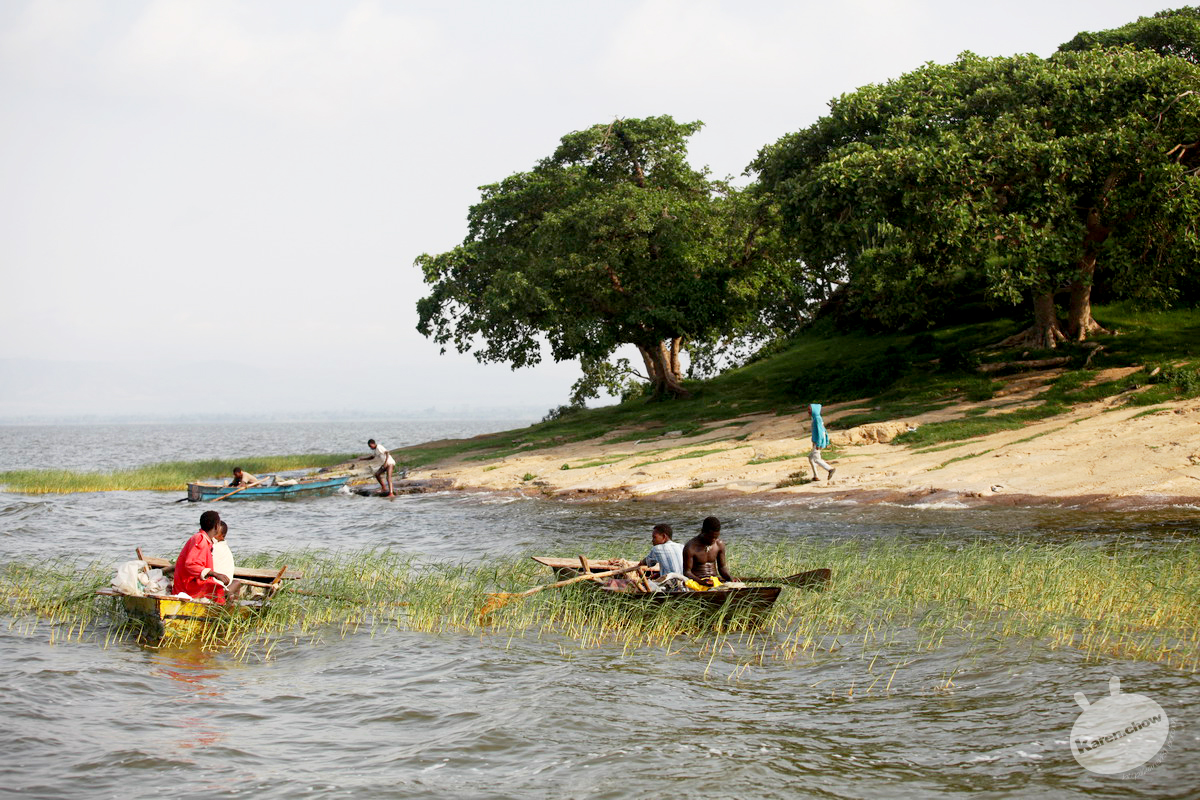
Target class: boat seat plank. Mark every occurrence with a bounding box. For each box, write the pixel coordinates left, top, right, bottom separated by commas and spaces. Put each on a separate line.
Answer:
140, 555, 302, 581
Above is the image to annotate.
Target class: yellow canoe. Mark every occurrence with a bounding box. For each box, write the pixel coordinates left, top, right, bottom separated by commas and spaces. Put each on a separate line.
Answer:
96, 588, 264, 639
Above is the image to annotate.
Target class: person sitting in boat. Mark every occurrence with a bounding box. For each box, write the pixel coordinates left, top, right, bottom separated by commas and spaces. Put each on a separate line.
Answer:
361, 439, 396, 498
682, 516, 734, 591
173, 510, 231, 603
212, 520, 241, 599
229, 467, 262, 488
640, 523, 684, 579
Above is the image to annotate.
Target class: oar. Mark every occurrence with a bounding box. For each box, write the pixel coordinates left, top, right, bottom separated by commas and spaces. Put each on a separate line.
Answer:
737, 568, 832, 590
211, 485, 251, 502
480, 561, 644, 617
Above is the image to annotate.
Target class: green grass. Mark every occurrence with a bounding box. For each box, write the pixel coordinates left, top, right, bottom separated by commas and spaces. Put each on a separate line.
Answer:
632, 446, 749, 469
6, 540, 1197, 672
746, 453, 805, 465
0, 454, 354, 494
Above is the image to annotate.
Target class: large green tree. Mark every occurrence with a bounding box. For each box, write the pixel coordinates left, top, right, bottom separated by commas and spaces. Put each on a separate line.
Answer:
1060, 6, 1200, 63
416, 116, 790, 399
753, 47, 1200, 347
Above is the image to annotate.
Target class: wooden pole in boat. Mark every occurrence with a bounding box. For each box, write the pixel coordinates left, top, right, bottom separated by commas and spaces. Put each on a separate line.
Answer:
211, 485, 251, 502
266, 566, 288, 597
480, 562, 644, 617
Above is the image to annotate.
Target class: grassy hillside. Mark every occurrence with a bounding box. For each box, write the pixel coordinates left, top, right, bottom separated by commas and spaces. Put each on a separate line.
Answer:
389, 302, 1200, 467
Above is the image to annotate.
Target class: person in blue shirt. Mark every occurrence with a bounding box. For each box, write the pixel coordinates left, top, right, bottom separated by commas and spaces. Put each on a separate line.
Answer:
808, 403, 836, 481
639, 523, 684, 578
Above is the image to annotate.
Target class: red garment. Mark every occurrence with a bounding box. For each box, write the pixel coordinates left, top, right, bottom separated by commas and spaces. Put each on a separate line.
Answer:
173, 530, 225, 603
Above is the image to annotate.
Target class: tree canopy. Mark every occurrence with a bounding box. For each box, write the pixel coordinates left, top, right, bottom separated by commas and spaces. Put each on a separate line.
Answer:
415, 116, 793, 400
751, 46, 1200, 346
1060, 6, 1200, 63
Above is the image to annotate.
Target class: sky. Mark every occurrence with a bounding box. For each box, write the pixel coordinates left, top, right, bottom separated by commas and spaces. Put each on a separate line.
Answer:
0, 0, 1177, 420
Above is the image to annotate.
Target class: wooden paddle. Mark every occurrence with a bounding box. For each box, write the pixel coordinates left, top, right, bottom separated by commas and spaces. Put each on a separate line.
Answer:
211, 484, 251, 502
480, 561, 645, 617
737, 568, 832, 590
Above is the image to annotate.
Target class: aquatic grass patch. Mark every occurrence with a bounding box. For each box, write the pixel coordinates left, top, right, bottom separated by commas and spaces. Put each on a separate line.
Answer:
4, 541, 1198, 672
0, 454, 354, 494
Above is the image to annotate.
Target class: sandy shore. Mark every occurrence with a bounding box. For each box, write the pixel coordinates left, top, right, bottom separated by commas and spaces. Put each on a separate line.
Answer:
400, 370, 1200, 510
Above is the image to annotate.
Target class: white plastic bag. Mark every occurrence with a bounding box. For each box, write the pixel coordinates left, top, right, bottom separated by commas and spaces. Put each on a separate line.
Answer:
112, 561, 145, 596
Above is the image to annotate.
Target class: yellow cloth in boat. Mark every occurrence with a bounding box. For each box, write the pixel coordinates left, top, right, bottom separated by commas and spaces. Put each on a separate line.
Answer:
684, 576, 723, 592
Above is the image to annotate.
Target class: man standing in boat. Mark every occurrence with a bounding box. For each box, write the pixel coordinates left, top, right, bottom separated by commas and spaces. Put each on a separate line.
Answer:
173, 510, 231, 602
682, 516, 734, 590
362, 439, 396, 498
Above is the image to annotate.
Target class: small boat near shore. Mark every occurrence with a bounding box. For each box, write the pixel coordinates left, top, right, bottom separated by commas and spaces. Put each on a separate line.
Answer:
529, 556, 827, 614
98, 556, 296, 639
186, 474, 351, 502
95, 588, 267, 639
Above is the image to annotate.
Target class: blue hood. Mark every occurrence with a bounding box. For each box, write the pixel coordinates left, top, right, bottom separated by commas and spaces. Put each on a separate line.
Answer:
810, 404, 829, 449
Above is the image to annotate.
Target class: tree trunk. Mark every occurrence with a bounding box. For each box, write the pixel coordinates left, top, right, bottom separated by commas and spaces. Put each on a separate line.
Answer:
637, 341, 690, 398
999, 292, 1067, 350
669, 337, 682, 380
1065, 199, 1113, 341
1066, 273, 1108, 341
1066, 214, 1112, 341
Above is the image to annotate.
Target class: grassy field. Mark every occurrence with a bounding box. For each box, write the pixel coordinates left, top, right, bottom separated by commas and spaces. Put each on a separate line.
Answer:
5, 539, 1197, 673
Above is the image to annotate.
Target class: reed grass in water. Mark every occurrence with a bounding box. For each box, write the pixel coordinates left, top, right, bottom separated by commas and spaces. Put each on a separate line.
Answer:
0, 454, 354, 494
3, 540, 1197, 672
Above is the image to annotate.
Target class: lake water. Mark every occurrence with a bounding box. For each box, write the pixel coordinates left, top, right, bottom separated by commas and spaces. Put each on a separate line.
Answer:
1, 421, 1197, 799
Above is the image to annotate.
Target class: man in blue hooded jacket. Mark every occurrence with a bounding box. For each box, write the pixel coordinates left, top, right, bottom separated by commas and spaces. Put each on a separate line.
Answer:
808, 403, 836, 481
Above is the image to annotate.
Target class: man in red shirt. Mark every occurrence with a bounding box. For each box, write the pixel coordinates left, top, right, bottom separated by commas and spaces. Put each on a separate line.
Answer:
173, 510, 232, 602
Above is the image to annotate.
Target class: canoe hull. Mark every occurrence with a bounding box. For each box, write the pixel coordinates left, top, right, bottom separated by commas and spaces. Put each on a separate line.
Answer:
530, 557, 783, 613
595, 583, 783, 612
99, 590, 262, 640
186, 475, 350, 502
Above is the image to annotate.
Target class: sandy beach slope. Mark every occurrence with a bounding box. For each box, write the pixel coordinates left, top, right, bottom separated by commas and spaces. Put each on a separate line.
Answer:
400, 369, 1200, 510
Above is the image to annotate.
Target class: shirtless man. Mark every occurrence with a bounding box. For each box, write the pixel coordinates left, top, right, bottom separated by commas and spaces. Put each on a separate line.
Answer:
682, 516, 734, 588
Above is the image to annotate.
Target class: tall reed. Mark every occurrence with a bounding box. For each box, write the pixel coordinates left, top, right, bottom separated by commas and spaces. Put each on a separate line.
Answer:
3, 539, 1196, 672
0, 454, 354, 494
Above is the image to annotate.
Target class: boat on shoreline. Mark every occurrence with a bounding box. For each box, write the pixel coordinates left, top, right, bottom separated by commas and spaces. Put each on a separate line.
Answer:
186, 474, 351, 502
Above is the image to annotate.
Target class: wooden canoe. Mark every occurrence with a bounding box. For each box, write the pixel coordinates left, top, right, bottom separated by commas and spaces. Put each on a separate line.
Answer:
96, 588, 266, 639
531, 556, 783, 613
186, 474, 350, 502
98, 554, 292, 639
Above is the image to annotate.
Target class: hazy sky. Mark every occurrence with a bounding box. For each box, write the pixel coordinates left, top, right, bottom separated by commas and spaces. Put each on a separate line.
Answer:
0, 0, 1175, 419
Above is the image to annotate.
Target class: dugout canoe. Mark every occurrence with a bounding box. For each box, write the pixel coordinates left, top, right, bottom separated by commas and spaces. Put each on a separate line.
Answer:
531, 556, 783, 613
186, 474, 350, 502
